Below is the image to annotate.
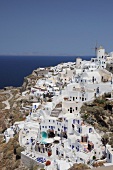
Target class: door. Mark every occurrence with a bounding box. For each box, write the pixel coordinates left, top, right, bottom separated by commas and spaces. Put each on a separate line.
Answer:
70, 107, 72, 113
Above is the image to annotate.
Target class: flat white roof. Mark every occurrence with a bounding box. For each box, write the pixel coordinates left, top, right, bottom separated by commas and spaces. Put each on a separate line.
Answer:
54, 136, 60, 141
14, 121, 25, 125
45, 116, 58, 120
63, 113, 75, 119
43, 138, 54, 143
82, 71, 101, 79
77, 151, 89, 160
57, 160, 73, 170
88, 133, 101, 145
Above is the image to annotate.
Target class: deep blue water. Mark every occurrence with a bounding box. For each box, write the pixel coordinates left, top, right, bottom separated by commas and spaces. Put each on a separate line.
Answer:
0, 55, 93, 89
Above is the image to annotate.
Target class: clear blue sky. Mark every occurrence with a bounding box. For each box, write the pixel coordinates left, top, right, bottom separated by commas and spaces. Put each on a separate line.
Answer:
0, 0, 113, 56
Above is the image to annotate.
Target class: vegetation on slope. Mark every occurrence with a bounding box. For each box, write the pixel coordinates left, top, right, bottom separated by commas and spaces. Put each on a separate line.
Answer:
106, 63, 113, 74
0, 70, 45, 169
0, 134, 27, 170
80, 92, 113, 146
68, 163, 90, 170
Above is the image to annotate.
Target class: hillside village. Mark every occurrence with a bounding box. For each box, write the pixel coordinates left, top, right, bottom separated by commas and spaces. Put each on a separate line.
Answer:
1, 46, 113, 170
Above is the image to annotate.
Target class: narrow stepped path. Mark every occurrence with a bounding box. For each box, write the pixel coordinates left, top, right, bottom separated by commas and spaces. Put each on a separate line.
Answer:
0, 90, 13, 110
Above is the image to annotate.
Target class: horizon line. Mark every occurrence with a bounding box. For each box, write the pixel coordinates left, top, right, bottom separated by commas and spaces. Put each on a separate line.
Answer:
0, 54, 95, 57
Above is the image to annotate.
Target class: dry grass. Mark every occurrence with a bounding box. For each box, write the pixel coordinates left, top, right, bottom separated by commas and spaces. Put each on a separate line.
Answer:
69, 163, 90, 170
0, 102, 6, 109
0, 134, 25, 170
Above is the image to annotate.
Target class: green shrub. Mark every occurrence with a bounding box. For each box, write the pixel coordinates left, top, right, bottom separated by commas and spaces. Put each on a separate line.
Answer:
16, 146, 24, 157
93, 155, 96, 160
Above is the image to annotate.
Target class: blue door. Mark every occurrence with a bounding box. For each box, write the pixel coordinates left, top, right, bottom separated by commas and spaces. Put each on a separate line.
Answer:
78, 128, 81, 133
64, 127, 67, 131
73, 119, 75, 124
72, 145, 74, 149
89, 128, 92, 133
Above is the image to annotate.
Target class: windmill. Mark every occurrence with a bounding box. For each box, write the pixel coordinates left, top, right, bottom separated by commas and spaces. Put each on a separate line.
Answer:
92, 41, 98, 56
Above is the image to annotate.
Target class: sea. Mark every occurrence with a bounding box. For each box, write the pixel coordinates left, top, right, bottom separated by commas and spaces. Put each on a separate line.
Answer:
0, 55, 93, 89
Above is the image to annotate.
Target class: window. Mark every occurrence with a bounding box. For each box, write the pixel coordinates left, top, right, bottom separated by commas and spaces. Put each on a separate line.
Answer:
70, 107, 73, 113
78, 128, 81, 133
73, 97, 75, 101
109, 154, 110, 160
53, 120, 55, 123
76, 97, 77, 99
80, 158, 83, 161
76, 107, 77, 110
42, 126, 44, 128
49, 120, 50, 122
45, 126, 47, 128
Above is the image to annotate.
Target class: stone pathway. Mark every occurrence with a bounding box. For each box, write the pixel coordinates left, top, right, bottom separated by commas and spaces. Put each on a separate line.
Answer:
0, 90, 13, 110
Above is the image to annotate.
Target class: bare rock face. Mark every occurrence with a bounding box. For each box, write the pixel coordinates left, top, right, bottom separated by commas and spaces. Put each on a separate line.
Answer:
21, 77, 29, 92
20, 70, 38, 92
20, 67, 50, 93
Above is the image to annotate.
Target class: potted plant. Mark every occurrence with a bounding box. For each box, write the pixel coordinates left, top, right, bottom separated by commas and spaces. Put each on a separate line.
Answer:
45, 160, 51, 166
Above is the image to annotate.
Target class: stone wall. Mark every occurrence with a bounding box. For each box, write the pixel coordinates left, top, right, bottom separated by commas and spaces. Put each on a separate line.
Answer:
21, 152, 44, 169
